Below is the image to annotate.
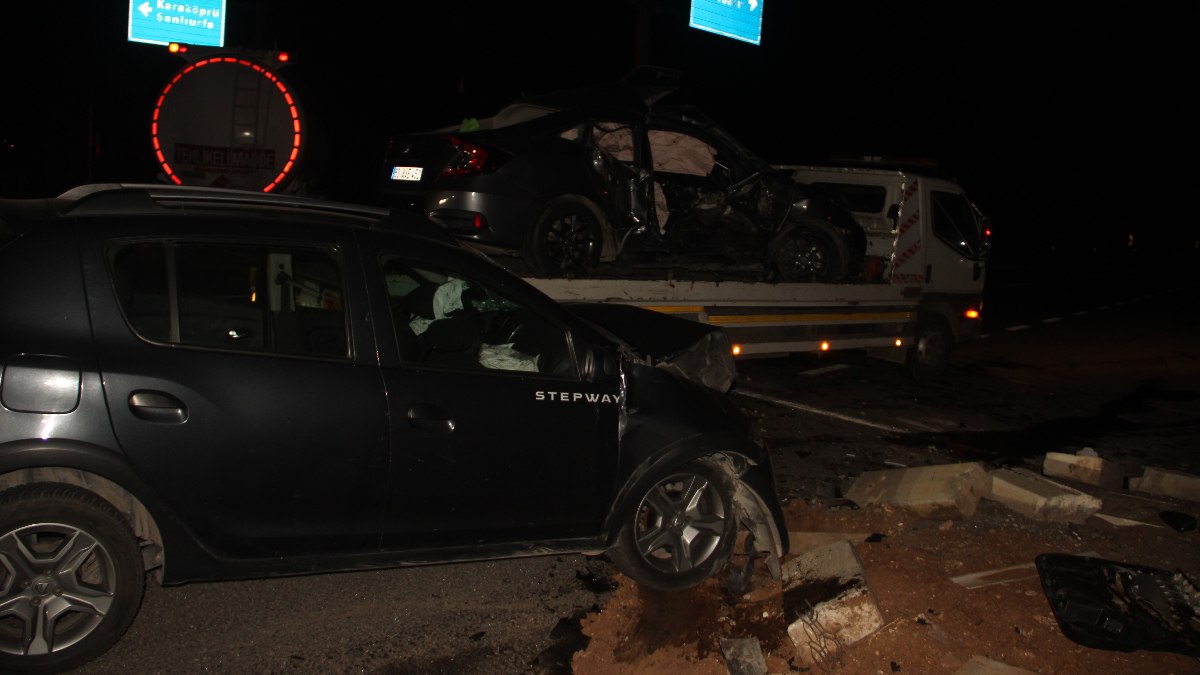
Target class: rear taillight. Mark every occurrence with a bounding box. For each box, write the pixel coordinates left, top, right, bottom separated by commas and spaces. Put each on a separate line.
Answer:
438, 136, 509, 177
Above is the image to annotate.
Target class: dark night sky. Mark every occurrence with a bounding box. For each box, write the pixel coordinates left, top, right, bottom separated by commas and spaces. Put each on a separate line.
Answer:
3, 1, 1197, 270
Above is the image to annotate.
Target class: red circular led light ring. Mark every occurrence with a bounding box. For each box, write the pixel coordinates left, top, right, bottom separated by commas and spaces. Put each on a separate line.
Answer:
151, 55, 304, 193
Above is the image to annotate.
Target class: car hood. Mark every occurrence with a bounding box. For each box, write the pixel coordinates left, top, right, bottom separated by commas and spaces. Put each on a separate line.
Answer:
564, 302, 736, 393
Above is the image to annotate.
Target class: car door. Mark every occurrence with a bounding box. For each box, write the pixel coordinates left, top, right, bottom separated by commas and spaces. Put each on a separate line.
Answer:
80, 219, 390, 558
364, 237, 622, 549
922, 181, 989, 294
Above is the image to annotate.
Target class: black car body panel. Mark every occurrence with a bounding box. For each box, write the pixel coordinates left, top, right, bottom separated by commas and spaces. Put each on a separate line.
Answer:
0, 183, 789, 671
0, 185, 788, 607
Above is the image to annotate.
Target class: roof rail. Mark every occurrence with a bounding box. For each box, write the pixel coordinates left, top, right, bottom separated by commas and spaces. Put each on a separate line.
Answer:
58, 183, 390, 220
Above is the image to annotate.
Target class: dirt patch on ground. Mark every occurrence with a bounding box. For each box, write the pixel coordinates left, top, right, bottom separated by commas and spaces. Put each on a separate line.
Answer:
571, 492, 1200, 674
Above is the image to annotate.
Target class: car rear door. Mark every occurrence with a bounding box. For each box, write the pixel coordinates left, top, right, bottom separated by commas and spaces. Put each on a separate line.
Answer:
79, 218, 390, 558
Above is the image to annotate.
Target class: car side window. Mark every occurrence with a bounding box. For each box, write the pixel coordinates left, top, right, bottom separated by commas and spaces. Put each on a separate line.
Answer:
110, 241, 349, 358
381, 256, 577, 377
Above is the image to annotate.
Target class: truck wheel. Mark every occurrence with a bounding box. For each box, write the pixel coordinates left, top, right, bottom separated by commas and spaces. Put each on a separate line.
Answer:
606, 458, 737, 591
770, 221, 849, 283
906, 315, 952, 381
0, 484, 145, 673
523, 198, 602, 278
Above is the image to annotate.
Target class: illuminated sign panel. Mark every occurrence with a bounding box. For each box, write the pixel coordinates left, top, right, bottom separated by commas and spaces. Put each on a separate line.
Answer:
128, 0, 227, 47
689, 0, 764, 46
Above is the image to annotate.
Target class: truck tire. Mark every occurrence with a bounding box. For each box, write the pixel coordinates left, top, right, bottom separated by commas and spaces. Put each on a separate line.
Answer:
522, 197, 603, 278
769, 221, 850, 283
906, 314, 952, 381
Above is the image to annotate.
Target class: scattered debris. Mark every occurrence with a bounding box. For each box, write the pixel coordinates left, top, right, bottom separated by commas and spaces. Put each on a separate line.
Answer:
782, 540, 883, 668
1129, 467, 1200, 502
844, 462, 990, 519
719, 637, 768, 675
950, 552, 1101, 590
1036, 553, 1200, 656
1091, 513, 1164, 528
950, 561, 1039, 590
1160, 510, 1198, 532
1042, 450, 1125, 490
986, 467, 1102, 523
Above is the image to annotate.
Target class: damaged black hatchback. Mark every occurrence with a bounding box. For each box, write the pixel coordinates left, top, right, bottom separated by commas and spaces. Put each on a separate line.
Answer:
0, 184, 788, 672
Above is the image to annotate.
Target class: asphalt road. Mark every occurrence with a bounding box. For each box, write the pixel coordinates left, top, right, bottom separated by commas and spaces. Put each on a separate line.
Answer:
77, 284, 1200, 674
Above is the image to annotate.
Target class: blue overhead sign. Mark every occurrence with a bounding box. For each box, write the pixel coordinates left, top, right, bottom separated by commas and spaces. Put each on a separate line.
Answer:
689, 0, 763, 46
128, 0, 227, 47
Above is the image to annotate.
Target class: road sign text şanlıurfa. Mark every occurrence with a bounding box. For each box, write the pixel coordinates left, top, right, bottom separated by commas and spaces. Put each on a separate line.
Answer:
688, 0, 763, 46
127, 0, 227, 47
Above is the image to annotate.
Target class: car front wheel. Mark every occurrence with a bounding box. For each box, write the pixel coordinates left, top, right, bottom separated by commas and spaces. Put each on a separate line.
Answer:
0, 484, 146, 673
607, 458, 738, 591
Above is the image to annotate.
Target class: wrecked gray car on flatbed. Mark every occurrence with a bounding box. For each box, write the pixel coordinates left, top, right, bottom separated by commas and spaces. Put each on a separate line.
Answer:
377, 68, 866, 282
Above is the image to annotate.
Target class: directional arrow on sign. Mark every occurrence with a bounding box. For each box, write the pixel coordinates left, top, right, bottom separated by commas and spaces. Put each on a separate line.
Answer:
139, 1, 152, 17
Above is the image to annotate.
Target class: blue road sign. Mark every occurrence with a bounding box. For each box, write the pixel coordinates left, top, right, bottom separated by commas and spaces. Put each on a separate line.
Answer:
689, 0, 764, 46
128, 0, 227, 47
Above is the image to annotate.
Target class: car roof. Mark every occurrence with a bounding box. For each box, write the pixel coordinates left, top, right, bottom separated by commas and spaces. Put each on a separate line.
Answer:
0, 183, 459, 245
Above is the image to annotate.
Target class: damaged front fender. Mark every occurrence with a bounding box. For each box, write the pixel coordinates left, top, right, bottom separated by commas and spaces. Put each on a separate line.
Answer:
566, 301, 737, 393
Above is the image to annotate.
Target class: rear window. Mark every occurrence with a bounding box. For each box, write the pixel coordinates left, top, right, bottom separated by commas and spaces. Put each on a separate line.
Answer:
110, 241, 349, 358
810, 182, 888, 214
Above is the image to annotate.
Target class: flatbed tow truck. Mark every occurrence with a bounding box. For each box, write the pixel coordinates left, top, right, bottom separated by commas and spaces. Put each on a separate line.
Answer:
525, 161, 990, 381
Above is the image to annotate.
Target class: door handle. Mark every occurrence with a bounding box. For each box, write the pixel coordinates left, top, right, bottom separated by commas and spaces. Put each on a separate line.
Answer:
128, 390, 187, 424
406, 404, 455, 433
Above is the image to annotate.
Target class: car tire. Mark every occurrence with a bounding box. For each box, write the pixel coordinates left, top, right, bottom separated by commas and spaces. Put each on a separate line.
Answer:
0, 484, 146, 673
607, 458, 738, 592
769, 221, 850, 283
523, 198, 603, 278
906, 314, 952, 381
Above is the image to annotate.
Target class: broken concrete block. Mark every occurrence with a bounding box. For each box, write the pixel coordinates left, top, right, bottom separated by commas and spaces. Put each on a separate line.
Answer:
1128, 467, 1200, 502
719, 637, 767, 675
782, 540, 883, 668
844, 462, 989, 518
986, 468, 1102, 524
1042, 451, 1124, 490
953, 655, 1038, 674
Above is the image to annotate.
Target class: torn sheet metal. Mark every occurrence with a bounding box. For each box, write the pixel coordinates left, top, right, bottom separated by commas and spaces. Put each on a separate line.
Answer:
564, 301, 737, 392
1036, 553, 1200, 656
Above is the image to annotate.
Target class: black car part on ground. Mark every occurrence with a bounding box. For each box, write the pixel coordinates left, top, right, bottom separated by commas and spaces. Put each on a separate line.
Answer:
0, 183, 788, 672
1036, 553, 1200, 656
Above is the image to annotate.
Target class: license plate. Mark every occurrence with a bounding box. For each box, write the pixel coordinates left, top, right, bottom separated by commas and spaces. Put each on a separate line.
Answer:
390, 166, 423, 182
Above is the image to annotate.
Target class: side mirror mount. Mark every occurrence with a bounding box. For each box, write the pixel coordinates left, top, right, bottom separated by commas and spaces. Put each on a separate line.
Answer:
580, 344, 618, 382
